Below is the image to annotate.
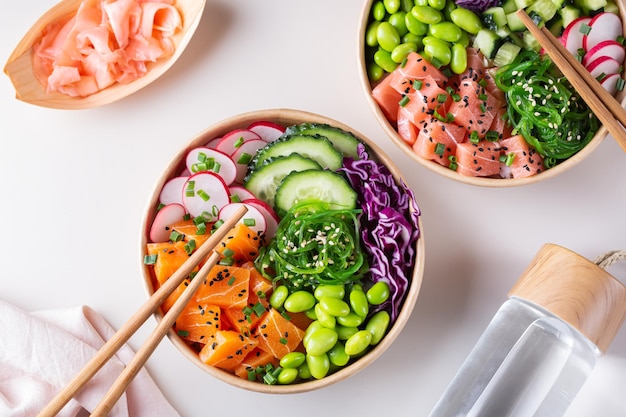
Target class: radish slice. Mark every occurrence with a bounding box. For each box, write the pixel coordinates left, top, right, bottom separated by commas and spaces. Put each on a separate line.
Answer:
205, 137, 222, 149
179, 168, 191, 177
243, 198, 279, 239
229, 185, 256, 202
159, 176, 189, 206
149, 203, 186, 243
186, 147, 237, 186
182, 172, 231, 219
248, 121, 285, 142
215, 129, 262, 156
586, 55, 621, 78
582, 40, 625, 67
562, 16, 592, 55
584, 12, 623, 52
600, 72, 622, 95
218, 202, 267, 237
231, 138, 267, 184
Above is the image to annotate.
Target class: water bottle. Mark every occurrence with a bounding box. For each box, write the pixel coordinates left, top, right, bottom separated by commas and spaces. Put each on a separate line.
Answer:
428, 243, 626, 417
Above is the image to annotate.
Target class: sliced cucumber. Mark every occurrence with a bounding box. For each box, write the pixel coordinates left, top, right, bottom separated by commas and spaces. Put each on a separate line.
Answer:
574, 0, 607, 13
284, 123, 361, 160
473, 29, 501, 58
501, 0, 518, 13
252, 134, 343, 171
559, 4, 582, 27
514, 0, 535, 10
527, 0, 558, 22
244, 154, 322, 208
506, 11, 528, 31
275, 170, 357, 214
483, 7, 508, 30
493, 42, 522, 66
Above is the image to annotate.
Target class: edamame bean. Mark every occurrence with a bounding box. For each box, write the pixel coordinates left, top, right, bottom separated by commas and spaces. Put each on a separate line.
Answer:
367, 62, 385, 82
319, 296, 350, 317
314, 284, 345, 301
377, 22, 401, 52
305, 307, 317, 320
384, 0, 401, 14
303, 320, 325, 346
344, 330, 373, 356
349, 288, 369, 317
442, 0, 457, 20
304, 327, 339, 356
374, 49, 398, 73
336, 312, 364, 327
269, 285, 288, 309
450, 42, 468, 74
457, 29, 470, 47
449, 7, 483, 35
298, 363, 312, 380
429, 21, 462, 42
391, 42, 418, 63
428, 0, 446, 10
335, 324, 359, 340
278, 368, 299, 384
405, 12, 428, 35
388, 11, 408, 36
328, 342, 350, 367
284, 290, 316, 313
366, 21, 382, 47
366, 281, 391, 305
314, 303, 336, 328
280, 351, 306, 369
366, 310, 391, 345
400, 0, 415, 12
411, 5, 443, 25
414, 0, 429, 6
402, 33, 423, 48
306, 353, 330, 379
372, 1, 387, 21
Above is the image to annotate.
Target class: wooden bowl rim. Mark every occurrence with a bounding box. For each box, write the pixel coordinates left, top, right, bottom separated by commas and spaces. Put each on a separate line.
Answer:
139, 108, 426, 393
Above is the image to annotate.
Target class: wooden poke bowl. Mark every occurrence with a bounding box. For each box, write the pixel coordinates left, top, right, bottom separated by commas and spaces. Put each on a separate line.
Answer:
358, 0, 626, 187
140, 109, 425, 393
4, 0, 206, 109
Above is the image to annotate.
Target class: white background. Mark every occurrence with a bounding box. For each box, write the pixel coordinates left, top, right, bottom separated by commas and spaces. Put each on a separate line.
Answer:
2, 0, 626, 416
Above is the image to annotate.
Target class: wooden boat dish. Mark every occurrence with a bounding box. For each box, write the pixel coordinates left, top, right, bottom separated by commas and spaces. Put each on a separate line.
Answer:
4, 0, 206, 110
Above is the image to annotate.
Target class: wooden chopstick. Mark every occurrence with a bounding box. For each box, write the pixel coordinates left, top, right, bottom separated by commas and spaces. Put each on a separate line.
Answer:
37, 205, 248, 417
516, 9, 626, 152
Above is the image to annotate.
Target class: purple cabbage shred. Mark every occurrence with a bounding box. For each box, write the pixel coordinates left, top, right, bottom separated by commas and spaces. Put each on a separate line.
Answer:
454, 0, 500, 13
340, 144, 421, 321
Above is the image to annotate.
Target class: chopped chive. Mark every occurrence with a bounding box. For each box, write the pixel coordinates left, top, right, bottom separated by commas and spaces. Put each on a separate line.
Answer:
191, 162, 207, 172
237, 152, 253, 165
399, 95, 410, 107
212, 205, 220, 217
183, 213, 191, 221
452, 93, 461, 102
478, 93, 488, 101
177, 329, 190, 337
197, 189, 211, 202
596, 72, 607, 82
243, 218, 256, 227
231, 194, 241, 203
213, 219, 225, 229
219, 257, 235, 266
413, 79, 423, 90
196, 222, 207, 235
143, 254, 157, 265
156, 203, 165, 211
169, 230, 183, 242
253, 302, 266, 317
469, 131, 480, 143
437, 93, 448, 103
197, 152, 207, 162
617, 77, 625, 91
504, 152, 516, 166
442, 67, 452, 77
193, 216, 205, 226
579, 23, 592, 35
185, 181, 195, 197
212, 162, 221, 173
485, 130, 499, 141
446, 86, 455, 95
279, 337, 288, 345
400, 57, 408, 68
434, 142, 445, 155
480, 103, 487, 113
478, 78, 487, 87
184, 240, 196, 255
430, 57, 443, 69
227, 276, 236, 286
222, 248, 235, 258
234, 136, 245, 148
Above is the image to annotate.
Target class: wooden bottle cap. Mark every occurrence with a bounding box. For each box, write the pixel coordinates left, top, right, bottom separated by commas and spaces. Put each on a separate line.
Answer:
508, 243, 626, 353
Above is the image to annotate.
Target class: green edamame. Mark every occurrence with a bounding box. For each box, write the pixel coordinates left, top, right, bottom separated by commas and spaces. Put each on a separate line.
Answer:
344, 330, 373, 356
449, 7, 483, 35
303, 320, 325, 346
280, 351, 306, 369
278, 368, 299, 384
349, 288, 369, 317
388, 11, 408, 36
367, 62, 385, 82
269, 285, 288, 309
450, 42, 468, 74
336, 312, 364, 327
411, 5, 443, 25
314, 284, 345, 301
366, 281, 391, 305
366, 311, 391, 345
400, 0, 415, 12
366, 21, 382, 47
314, 302, 336, 328
377, 22, 401, 52
391, 42, 418, 63
298, 363, 312, 380
328, 342, 350, 367
405, 12, 429, 36
306, 353, 330, 379
428, 0, 446, 10
429, 21, 462, 43
304, 327, 339, 356
283, 290, 316, 313
372, 1, 387, 21
384, 0, 401, 14
335, 324, 359, 340
424, 39, 451, 65
319, 296, 351, 317
402, 33, 424, 48
374, 49, 398, 73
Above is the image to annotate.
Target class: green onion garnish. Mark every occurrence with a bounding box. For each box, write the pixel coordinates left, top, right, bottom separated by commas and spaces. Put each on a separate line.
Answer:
434, 142, 445, 155
234, 136, 245, 148
177, 330, 190, 337
469, 131, 480, 143
237, 152, 253, 165
413, 79, 423, 90
169, 230, 183, 242
197, 189, 211, 202
399, 95, 410, 107
196, 222, 207, 235
143, 254, 157, 265
184, 240, 196, 255
227, 276, 236, 286
231, 194, 241, 203
579, 23, 592, 35
437, 93, 448, 103
243, 218, 256, 227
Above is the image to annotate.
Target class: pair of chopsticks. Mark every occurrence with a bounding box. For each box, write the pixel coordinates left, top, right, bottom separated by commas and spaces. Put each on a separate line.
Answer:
37, 205, 248, 417
516, 10, 626, 152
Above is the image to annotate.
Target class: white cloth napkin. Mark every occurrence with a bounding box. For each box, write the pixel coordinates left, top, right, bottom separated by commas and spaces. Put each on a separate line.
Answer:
0, 299, 181, 417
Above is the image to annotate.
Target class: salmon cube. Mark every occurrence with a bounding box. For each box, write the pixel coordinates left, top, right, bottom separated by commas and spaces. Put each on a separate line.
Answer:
413, 117, 466, 167
499, 135, 545, 178
449, 79, 501, 138
372, 74, 402, 123
455, 140, 501, 177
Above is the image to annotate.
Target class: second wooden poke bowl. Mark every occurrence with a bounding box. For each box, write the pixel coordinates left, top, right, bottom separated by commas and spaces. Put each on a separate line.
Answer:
140, 108, 425, 393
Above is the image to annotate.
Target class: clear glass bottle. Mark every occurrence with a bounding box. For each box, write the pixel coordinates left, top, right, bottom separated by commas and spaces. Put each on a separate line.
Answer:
428, 244, 626, 417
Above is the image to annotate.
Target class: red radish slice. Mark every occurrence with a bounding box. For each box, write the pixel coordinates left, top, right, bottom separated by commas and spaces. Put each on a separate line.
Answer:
231, 138, 267, 184
583, 40, 625, 67
185, 147, 237, 186
243, 198, 279, 239
206, 137, 222, 149
179, 168, 191, 177
215, 129, 262, 156
149, 203, 186, 243
218, 202, 267, 237
586, 55, 621, 78
159, 176, 189, 206
248, 121, 285, 142
600, 72, 622, 95
182, 172, 231, 219
583, 12, 623, 52
562, 16, 592, 55
229, 185, 256, 202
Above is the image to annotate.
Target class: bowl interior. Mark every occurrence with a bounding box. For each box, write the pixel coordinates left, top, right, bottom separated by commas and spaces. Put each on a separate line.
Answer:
140, 108, 425, 393
357, 0, 626, 187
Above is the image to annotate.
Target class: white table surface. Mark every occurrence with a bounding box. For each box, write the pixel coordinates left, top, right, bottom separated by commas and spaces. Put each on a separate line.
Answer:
2, 1, 626, 416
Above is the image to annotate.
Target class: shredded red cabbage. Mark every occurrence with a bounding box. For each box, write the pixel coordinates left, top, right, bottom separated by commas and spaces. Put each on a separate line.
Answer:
454, 0, 499, 13
340, 144, 421, 321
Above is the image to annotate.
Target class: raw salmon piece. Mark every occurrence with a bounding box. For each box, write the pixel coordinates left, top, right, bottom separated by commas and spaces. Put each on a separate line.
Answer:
398, 52, 449, 85
488, 106, 513, 140
399, 75, 450, 126
499, 135, 545, 178
455, 140, 501, 177
413, 117, 466, 167
372, 74, 402, 123
483, 67, 506, 104
397, 107, 419, 145
449, 79, 501, 138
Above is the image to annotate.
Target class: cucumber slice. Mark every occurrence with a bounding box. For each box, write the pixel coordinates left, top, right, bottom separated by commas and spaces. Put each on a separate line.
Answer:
275, 170, 357, 214
483, 7, 508, 30
559, 5, 581, 27
252, 134, 343, 171
501, 0, 518, 13
244, 154, 322, 208
473, 29, 501, 58
527, 0, 558, 22
284, 123, 361, 160
493, 42, 522, 66
506, 11, 527, 32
